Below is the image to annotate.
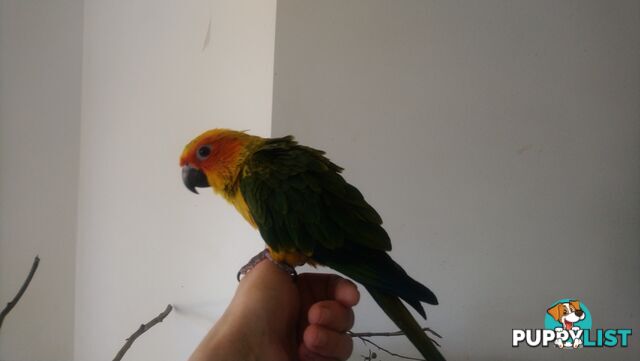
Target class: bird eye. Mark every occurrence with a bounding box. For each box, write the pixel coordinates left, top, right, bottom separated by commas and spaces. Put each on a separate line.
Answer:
197, 145, 212, 160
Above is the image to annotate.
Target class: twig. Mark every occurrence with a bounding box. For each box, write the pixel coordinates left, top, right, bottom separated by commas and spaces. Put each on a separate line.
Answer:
113, 304, 173, 361
350, 327, 441, 340
350, 327, 441, 348
348, 328, 442, 361
354, 336, 425, 361
0, 255, 40, 331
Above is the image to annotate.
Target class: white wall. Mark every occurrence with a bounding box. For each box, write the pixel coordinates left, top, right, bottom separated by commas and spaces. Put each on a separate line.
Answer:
272, 1, 640, 360
0, 1, 83, 360
74, 1, 276, 360
2, 1, 638, 360
0, 1, 276, 360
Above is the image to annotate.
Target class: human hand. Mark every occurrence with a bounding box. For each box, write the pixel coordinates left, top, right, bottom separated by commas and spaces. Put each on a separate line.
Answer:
188, 259, 360, 361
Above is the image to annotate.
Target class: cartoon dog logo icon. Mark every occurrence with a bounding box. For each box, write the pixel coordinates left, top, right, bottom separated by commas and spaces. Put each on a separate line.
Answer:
546, 300, 585, 348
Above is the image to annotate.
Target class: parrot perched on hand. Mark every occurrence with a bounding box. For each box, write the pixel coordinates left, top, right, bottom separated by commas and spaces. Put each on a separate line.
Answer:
180, 129, 445, 361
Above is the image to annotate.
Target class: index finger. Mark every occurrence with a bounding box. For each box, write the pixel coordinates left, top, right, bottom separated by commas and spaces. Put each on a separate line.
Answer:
298, 273, 360, 307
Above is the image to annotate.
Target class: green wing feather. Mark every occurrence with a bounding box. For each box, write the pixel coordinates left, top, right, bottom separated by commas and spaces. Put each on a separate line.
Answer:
239, 136, 443, 360
240, 136, 391, 253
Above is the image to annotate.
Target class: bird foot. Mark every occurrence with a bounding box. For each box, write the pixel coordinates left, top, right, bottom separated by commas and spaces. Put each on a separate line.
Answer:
237, 249, 298, 281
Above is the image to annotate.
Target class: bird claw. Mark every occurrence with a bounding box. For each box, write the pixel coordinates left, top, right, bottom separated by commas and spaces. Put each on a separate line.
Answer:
237, 249, 269, 281
264, 251, 298, 279
237, 249, 298, 281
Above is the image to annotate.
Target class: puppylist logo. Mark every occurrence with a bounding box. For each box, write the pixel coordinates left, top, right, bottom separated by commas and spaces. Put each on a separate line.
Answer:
512, 299, 632, 349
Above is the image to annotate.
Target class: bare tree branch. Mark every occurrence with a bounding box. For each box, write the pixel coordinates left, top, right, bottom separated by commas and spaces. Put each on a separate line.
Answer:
350, 327, 442, 340
349, 327, 442, 360
354, 336, 426, 361
0, 255, 40, 331
113, 304, 173, 361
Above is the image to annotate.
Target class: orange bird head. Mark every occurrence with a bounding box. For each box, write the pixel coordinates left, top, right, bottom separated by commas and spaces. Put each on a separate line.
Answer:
180, 129, 261, 195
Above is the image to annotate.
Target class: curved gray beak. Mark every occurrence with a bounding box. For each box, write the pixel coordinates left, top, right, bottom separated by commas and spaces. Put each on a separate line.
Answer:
182, 165, 210, 194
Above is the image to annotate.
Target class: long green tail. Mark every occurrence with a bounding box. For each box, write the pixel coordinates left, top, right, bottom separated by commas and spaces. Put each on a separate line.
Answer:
314, 245, 445, 360
367, 287, 446, 361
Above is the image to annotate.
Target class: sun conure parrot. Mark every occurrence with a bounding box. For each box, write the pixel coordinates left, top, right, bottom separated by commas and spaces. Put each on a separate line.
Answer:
180, 129, 445, 361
